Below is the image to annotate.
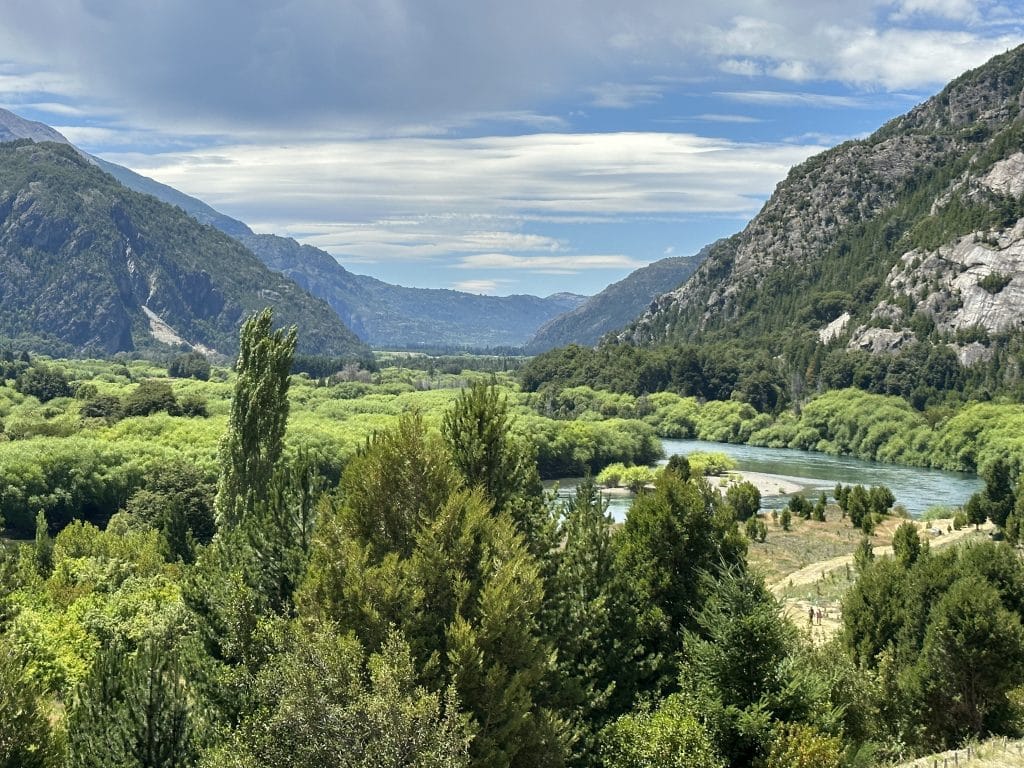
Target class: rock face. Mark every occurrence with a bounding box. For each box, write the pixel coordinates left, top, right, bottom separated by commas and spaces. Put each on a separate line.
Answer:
0, 140, 368, 357
621, 44, 1024, 356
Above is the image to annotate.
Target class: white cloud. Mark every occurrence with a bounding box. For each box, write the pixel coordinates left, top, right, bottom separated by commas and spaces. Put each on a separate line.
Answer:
458, 253, 644, 274
694, 113, 766, 123
587, 82, 663, 109
452, 279, 504, 294
890, 0, 984, 23
717, 90, 868, 108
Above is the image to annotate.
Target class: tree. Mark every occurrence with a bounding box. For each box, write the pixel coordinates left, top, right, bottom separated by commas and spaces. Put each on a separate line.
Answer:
167, 351, 211, 381
600, 696, 723, 768
122, 380, 180, 417
441, 381, 548, 552
300, 415, 567, 768
34, 510, 53, 577
67, 639, 210, 768
725, 481, 760, 522
205, 625, 472, 768
613, 472, 745, 699
15, 364, 71, 402
779, 507, 792, 531
545, 477, 622, 763
891, 522, 921, 567
0, 646, 59, 768
764, 724, 842, 768
124, 460, 216, 563
812, 493, 827, 522
214, 308, 297, 530
905, 576, 1024, 746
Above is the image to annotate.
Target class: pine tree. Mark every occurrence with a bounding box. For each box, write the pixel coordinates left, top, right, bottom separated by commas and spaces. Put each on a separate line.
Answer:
441, 380, 549, 553
214, 308, 297, 530
67, 639, 209, 768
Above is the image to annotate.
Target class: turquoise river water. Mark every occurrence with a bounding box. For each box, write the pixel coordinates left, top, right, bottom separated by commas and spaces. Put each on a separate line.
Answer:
551, 438, 984, 522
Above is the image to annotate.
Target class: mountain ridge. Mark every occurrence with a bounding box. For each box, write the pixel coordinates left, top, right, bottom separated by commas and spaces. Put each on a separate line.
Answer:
0, 139, 367, 357
525, 249, 708, 353
621, 44, 1024, 359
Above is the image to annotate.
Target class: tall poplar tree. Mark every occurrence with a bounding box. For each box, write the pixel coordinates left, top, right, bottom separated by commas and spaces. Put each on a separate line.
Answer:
214, 308, 297, 530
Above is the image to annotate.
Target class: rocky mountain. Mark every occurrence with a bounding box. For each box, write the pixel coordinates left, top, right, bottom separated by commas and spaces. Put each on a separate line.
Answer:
525, 250, 707, 353
0, 139, 367, 357
623, 44, 1024, 362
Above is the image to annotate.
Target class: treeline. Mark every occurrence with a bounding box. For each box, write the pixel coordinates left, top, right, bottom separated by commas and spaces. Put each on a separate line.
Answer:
4, 309, 1024, 767
520, 332, 1024, 413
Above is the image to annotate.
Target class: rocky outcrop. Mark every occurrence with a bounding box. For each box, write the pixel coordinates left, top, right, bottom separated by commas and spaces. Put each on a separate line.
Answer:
621, 45, 1024, 351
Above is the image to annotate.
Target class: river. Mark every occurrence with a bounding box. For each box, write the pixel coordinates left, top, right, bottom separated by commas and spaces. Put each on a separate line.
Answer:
550, 438, 984, 522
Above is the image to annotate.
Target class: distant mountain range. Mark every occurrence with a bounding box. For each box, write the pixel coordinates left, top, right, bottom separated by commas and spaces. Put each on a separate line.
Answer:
525, 250, 707, 353
0, 110, 589, 350
622, 44, 1024, 365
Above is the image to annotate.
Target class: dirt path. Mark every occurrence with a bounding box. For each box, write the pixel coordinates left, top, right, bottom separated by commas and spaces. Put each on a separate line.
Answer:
769, 519, 992, 597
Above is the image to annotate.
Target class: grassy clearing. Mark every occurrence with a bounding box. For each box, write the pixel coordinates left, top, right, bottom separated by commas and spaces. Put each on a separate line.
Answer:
894, 736, 1024, 767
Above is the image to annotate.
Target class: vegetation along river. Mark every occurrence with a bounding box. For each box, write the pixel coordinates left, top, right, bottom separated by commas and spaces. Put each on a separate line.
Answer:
554, 438, 984, 522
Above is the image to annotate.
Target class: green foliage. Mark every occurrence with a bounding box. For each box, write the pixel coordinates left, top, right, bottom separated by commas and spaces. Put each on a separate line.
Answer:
891, 522, 922, 567
904, 576, 1024, 744
686, 452, 736, 477
725, 481, 760, 521
214, 308, 297, 530
613, 473, 746, 699
300, 413, 567, 768
67, 638, 211, 768
16, 364, 72, 403
123, 460, 216, 563
779, 507, 792, 531
122, 380, 180, 417
0, 645, 61, 768
620, 465, 657, 493
205, 624, 472, 768
596, 463, 627, 487
167, 352, 211, 381
842, 541, 1024, 752
600, 696, 723, 768
442, 381, 548, 551
744, 515, 767, 542
764, 723, 842, 768
544, 476, 623, 764
34, 510, 53, 577
978, 270, 1013, 294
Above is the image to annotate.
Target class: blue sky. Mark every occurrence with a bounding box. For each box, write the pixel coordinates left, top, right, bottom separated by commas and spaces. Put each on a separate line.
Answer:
1, 1, 1022, 297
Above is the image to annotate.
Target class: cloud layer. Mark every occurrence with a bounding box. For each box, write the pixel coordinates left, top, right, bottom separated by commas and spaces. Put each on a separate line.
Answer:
1, 1, 1020, 133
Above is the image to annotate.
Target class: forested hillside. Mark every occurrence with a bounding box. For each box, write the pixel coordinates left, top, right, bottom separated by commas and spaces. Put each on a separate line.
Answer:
0, 140, 367, 357
525, 249, 707, 352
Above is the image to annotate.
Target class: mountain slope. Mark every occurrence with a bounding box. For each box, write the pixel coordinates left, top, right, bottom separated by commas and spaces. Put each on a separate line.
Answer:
525, 249, 707, 352
0, 107, 585, 350
623, 44, 1024, 357
0, 140, 367, 357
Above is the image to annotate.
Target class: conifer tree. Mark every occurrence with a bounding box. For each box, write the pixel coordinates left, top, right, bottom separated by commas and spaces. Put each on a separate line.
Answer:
214, 308, 297, 530
441, 381, 549, 553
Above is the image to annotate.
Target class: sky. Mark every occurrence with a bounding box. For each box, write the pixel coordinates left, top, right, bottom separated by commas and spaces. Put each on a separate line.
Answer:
1, 1, 1023, 297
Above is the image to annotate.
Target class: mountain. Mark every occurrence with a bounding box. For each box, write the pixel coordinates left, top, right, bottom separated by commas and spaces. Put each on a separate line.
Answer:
0, 107, 587, 350
622, 44, 1024, 362
0, 139, 367, 357
524, 250, 707, 352
241, 231, 585, 348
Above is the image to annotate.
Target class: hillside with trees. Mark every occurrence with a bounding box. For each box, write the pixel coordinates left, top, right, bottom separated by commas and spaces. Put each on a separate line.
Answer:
0, 140, 367, 358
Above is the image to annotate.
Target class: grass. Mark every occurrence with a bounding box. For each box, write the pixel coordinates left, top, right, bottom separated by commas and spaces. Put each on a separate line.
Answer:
894, 736, 1024, 767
